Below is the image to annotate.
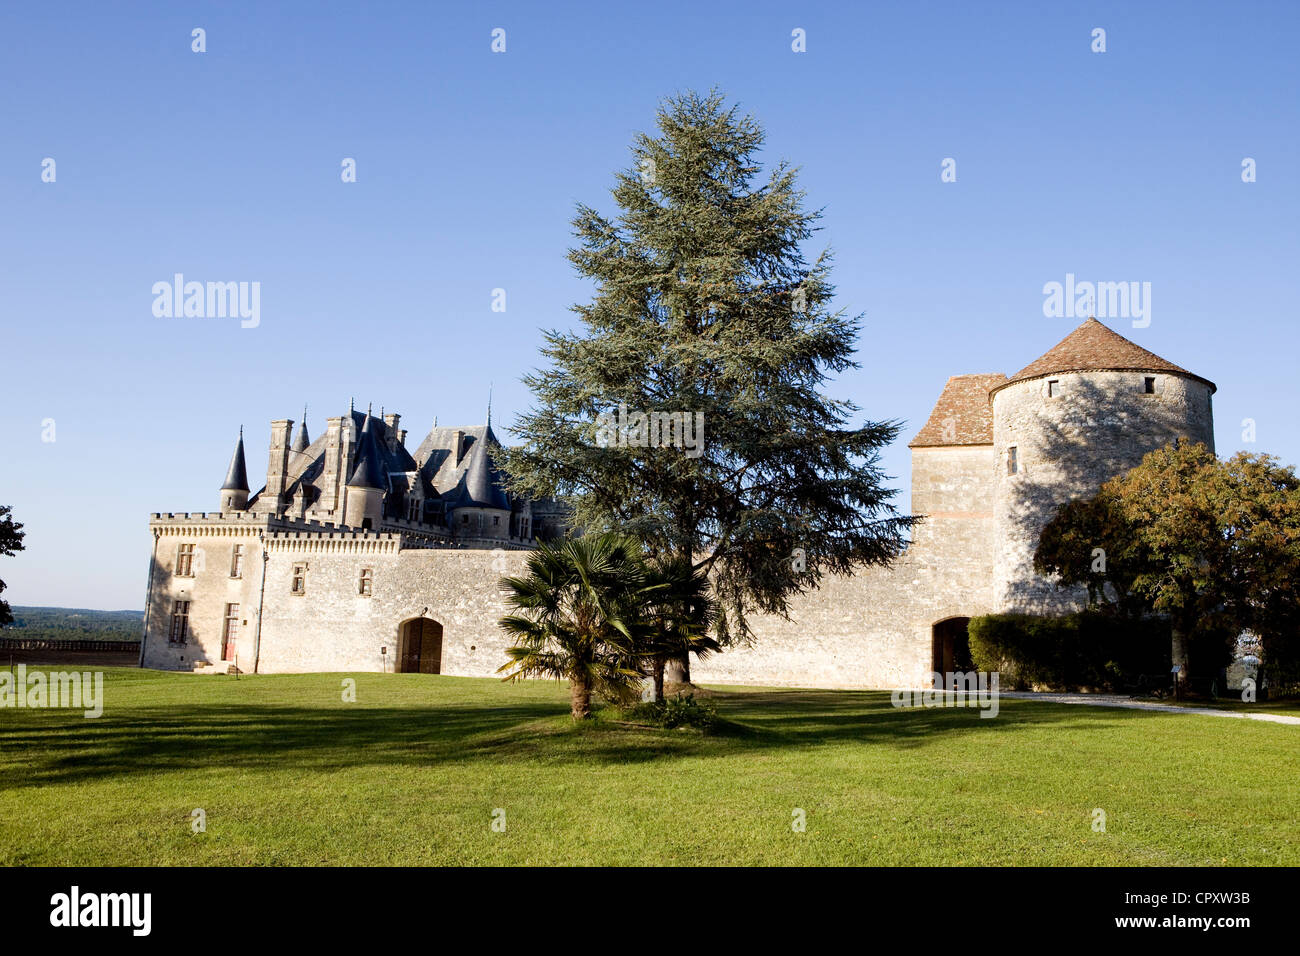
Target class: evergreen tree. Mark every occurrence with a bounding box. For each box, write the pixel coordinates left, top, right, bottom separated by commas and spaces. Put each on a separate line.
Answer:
501, 91, 913, 664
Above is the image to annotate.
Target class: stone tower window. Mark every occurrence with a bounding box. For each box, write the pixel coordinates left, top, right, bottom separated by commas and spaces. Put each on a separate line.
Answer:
1046, 379, 1060, 398
1144, 376, 1156, 394
169, 600, 190, 644
1007, 446, 1019, 475
359, 568, 373, 597
176, 543, 195, 577
291, 564, 307, 595
230, 544, 244, 578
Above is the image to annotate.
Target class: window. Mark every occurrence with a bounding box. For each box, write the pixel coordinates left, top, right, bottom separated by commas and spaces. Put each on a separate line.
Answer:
493, 515, 500, 526
462, 513, 469, 524
359, 568, 373, 597
230, 544, 244, 578
1047, 379, 1060, 398
1144, 376, 1156, 394
222, 603, 240, 655
1007, 446, 1018, 476
176, 543, 195, 577
169, 600, 190, 644
291, 563, 307, 595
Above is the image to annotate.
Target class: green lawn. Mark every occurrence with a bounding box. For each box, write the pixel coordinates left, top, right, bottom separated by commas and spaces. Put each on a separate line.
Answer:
2, 668, 1296, 866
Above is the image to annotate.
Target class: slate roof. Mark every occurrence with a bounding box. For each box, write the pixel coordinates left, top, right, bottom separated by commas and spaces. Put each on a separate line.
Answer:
909, 374, 1007, 448
291, 411, 310, 453
998, 317, 1215, 392
221, 429, 250, 491
416, 423, 512, 510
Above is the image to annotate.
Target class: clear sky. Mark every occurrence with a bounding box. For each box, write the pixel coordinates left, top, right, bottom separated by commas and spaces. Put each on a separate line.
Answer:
2, 1, 1297, 610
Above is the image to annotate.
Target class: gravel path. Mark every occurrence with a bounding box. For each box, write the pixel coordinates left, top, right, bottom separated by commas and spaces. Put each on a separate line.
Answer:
1000, 691, 1300, 725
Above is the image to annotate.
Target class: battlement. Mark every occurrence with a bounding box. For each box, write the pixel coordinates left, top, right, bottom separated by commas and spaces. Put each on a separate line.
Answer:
266, 530, 402, 555
151, 511, 270, 522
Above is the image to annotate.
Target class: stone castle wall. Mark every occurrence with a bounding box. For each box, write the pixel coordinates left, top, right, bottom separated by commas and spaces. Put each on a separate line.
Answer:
142, 361, 1215, 689
990, 370, 1215, 613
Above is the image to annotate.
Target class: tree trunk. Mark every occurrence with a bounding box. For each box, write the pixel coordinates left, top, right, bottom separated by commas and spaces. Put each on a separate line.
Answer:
665, 653, 691, 686
652, 656, 665, 703
569, 673, 591, 720
1171, 626, 1191, 695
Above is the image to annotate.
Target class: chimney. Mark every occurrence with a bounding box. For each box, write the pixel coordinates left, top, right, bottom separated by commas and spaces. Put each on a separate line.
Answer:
384, 413, 401, 452
452, 430, 465, 466
319, 416, 345, 514
265, 419, 293, 510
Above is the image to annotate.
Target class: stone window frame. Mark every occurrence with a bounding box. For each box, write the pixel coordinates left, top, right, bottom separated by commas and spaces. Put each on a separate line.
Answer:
230, 543, 244, 578
359, 567, 373, 597
1142, 375, 1157, 395
1006, 445, 1019, 476
169, 600, 190, 644
222, 603, 240, 653
176, 542, 195, 577
1046, 379, 1061, 398
291, 563, 308, 596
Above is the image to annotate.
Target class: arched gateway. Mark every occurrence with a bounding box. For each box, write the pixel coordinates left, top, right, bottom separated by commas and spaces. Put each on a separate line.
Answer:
398, 618, 444, 674
931, 616, 973, 682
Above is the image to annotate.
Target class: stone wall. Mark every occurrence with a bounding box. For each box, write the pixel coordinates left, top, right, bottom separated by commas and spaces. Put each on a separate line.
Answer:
254, 544, 529, 674
990, 370, 1215, 613
694, 444, 998, 689
141, 515, 266, 671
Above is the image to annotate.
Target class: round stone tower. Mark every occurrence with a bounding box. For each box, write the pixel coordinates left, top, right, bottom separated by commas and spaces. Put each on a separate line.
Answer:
989, 318, 1216, 613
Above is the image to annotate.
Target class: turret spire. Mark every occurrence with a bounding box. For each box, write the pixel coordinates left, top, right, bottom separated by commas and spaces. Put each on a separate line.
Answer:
292, 404, 310, 453
221, 427, 250, 492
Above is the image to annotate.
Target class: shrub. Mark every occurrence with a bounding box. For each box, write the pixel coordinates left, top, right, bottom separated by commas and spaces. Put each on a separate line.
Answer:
623, 693, 719, 731
968, 612, 1170, 691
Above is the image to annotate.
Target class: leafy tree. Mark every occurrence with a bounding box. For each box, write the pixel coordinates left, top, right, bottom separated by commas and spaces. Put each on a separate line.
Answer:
0, 506, 25, 627
497, 533, 648, 719
500, 90, 912, 676
1035, 491, 1140, 614
1035, 443, 1300, 689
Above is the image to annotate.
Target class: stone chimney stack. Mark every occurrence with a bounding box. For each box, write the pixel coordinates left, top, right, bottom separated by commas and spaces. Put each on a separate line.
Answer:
319, 416, 346, 517
384, 413, 401, 452
265, 419, 293, 512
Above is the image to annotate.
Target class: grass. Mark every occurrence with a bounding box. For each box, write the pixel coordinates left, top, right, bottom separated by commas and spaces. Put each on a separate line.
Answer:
1, 668, 1296, 866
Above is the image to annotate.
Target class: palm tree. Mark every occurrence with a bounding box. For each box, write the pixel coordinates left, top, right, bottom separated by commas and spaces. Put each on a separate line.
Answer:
641, 555, 720, 702
497, 533, 648, 719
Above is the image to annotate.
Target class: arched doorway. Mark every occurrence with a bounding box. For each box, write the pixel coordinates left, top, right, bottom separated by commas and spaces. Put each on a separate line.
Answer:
931, 617, 973, 682
398, 618, 444, 674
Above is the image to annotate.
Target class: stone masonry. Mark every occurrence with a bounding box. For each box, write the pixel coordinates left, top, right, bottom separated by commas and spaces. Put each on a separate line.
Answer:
141, 318, 1215, 689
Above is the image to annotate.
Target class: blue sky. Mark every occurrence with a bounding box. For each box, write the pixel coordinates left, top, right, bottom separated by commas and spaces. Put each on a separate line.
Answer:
2, 1, 1297, 610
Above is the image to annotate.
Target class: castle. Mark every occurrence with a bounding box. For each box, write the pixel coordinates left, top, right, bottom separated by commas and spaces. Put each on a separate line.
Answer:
140, 318, 1216, 687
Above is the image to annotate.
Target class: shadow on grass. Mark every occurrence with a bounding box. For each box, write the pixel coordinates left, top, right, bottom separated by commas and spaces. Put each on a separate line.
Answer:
0, 676, 1192, 790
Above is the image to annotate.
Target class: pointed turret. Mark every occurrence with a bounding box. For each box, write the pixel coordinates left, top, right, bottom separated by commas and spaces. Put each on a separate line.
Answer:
344, 406, 385, 528
220, 427, 250, 512
292, 405, 310, 453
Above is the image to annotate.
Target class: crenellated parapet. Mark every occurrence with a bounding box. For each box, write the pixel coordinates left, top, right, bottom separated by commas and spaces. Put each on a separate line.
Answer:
266, 530, 402, 555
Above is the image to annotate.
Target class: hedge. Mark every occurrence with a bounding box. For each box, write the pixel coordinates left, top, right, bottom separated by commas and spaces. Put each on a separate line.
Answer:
967, 612, 1171, 692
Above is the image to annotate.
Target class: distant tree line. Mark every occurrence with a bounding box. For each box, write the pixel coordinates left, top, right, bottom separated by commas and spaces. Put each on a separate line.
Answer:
3, 606, 143, 643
